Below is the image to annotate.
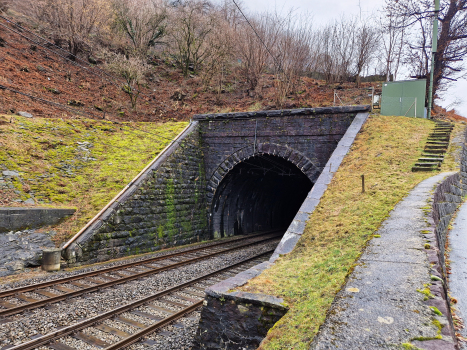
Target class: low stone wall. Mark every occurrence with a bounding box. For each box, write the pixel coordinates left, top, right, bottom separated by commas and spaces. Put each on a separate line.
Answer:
0, 208, 75, 233
432, 173, 465, 269
431, 127, 467, 271
63, 122, 208, 266
193, 262, 288, 350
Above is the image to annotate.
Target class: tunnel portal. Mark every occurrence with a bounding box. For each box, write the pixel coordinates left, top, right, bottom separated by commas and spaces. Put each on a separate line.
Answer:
211, 154, 313, 238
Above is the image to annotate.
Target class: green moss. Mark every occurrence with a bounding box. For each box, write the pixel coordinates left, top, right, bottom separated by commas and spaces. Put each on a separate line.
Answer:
417, 284, 435, 299
411, 335, 442, 341
401, 343, 423, 350
165, 178, 177, 240
430, 306, 443, 316
0, 115, 187, 243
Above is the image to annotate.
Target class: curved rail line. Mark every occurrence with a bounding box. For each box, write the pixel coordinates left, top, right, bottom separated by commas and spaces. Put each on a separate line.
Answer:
0, 231, 282, 319
6, 250, 273, 350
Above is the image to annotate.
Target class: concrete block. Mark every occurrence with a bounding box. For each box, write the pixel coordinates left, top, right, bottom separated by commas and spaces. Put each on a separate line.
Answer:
0, 208, 76, 233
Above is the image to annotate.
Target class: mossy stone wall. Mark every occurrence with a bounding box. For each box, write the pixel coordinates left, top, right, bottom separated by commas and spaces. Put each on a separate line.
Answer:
64, 123, 208, 265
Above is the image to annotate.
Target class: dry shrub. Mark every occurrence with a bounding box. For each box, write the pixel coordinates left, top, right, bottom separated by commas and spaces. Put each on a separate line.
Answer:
0, 0, 10, 12
111, 0, 167, 57
15, 0, 111, 56
105, 51, 149, 109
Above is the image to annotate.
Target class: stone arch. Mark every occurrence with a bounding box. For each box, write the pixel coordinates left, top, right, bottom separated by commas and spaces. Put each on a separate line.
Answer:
206, 142, 321, 209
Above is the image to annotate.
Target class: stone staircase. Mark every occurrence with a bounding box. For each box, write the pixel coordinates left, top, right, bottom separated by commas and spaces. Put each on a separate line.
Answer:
412, 121, 454, 172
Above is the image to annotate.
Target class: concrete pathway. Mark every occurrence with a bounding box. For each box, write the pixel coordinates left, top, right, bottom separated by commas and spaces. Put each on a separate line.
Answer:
310, 173, 457, 350
448, 200, 467, 349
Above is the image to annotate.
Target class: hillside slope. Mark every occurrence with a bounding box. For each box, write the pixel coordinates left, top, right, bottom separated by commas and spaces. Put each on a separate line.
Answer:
0, 12, 376, 122
0, 114, 187, 243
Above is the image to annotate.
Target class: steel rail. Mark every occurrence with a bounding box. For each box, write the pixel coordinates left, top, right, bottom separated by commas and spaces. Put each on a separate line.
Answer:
0, 230, 279, 299
7, 250, 273, 350
105, 301, 203, 350
0, 233, 281, 318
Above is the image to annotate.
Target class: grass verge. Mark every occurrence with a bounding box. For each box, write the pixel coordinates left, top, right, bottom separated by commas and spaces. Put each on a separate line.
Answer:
240, 114, 460, 349
0, 115, 187, 244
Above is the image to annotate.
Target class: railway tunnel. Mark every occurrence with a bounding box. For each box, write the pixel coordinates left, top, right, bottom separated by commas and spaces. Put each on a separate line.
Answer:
210, 154, 313, 238
63, 106, 369, 266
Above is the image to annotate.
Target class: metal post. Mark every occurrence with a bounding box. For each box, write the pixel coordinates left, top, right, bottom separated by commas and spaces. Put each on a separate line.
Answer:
371, 87, 375, 113
361, 175, 365, 193
415, 97, 417, 118
253, 119, 258, 154
428, 0, 440, 119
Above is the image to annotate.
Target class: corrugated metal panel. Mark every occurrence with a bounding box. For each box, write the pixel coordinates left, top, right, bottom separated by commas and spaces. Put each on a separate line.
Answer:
381, 79, 427, 118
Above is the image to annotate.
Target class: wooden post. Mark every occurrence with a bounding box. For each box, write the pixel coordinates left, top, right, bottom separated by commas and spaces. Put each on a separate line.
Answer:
361, 175, 365, 193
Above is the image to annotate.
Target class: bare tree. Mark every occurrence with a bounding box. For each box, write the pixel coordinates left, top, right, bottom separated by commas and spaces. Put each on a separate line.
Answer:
200, 15, 235, 96
17, 0, 111, 56
386, 0, 467, 96
354, 24, 379, 86
168, 0, 216, 77
312, 18, 359, 84
235, 13, 281, 96
273, 12, 314, 106
111, 0, 167, 57
106, 52, 149, 109
377, 12, 406, 81
0, 0, 9, 12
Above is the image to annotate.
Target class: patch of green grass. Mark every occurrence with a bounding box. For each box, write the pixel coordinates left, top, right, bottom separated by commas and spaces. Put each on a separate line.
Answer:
240, 115, 446, 349
0, 115, 187, 243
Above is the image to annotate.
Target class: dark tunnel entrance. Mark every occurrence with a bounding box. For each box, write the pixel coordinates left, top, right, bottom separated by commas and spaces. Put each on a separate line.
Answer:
210, 154, 314, 238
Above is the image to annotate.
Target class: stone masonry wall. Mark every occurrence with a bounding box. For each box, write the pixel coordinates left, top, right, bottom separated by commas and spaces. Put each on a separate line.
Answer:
63, 123, 208, 265
432, 128, 467, 270
193, 289, 288, 350
194, 106, 370, 211
192, 112, 370, 350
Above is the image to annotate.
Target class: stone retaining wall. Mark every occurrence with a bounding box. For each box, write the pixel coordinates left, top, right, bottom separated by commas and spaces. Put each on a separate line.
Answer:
432, 174, 465, 270
0, 208, 75, 233
432, 128, 467, 271
63, 122, 208, 266
193, 288, 288, 350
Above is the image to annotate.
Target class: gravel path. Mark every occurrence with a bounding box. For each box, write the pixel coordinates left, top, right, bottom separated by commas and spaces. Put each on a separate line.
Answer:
0, 239, 278, 348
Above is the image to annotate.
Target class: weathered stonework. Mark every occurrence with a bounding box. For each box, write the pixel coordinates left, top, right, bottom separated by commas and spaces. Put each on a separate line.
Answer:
194, 106, 370, 239
194, 106, 369, 209
0, 208, 75, 233
63, 106, 371, 267
63, 123, 208, 265
193, 290, 288, 350
193, 111, 371, 349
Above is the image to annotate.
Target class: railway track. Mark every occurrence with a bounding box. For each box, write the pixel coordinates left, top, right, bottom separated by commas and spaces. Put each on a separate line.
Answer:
5, 250, 274, 350
0, 231, 281, 321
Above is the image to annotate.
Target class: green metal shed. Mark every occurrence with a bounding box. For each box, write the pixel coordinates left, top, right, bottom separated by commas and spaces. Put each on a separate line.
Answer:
381, 79, 427, 118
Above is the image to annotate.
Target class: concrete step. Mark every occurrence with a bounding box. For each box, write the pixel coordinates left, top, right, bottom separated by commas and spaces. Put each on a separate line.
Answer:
418, 157, 444, 162
422, 153, 445, 158
424, 145, 447, 148
423, 150, 447, 154
412, 166, 438, 172
414, 162, 441, 166
426, 141, 449, 145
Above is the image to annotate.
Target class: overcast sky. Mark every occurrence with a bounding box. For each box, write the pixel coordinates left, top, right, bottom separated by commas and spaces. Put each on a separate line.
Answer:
218, 0, 467, 117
